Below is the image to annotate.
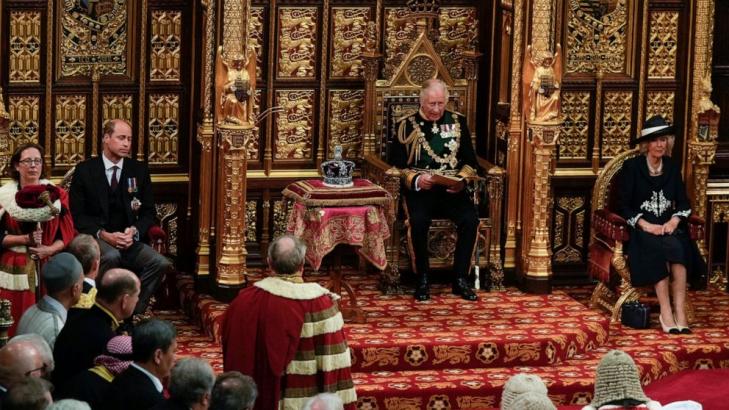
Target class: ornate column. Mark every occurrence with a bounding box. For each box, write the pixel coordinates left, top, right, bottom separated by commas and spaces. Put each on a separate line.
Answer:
361, 22, 381, 158
462, 50, 482, 136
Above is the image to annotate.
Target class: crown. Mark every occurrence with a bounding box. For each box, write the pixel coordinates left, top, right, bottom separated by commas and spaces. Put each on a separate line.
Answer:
321, 146, 355, 188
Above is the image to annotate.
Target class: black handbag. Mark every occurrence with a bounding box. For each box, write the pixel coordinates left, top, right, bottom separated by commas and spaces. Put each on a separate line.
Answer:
621, 301, 650, 329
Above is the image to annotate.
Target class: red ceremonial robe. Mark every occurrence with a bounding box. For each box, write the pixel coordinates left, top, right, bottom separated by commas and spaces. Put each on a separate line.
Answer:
222, 276, 356, 410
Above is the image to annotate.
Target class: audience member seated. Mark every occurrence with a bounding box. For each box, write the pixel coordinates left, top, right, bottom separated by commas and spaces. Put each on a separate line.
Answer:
583, 350, 662, 410
17, 253, 84, 348
67, 234, 102, 310
0, 143, 76, 336
104, 318, 177, 410
302, 393, 345, 410
508, 391, 556, 410
152, 358, 215, 410
56, 335, 132, 409
7, 333, 55, 380
222, 235, 356, 410
4, 376, 53, 410
0, 334, 54, 400
47, 399, 92, 410
69, 119, 172, 316
52, 268, 140, 388
209, 371, 258, 410
500, 373, 549, 410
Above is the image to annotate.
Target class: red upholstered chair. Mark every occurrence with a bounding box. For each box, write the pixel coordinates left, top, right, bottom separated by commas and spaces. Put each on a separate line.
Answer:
588, 148, 703, 322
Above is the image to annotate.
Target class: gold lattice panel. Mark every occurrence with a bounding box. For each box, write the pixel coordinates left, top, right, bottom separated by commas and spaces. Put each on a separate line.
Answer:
54, 95, 87, 166
102, 95, 133, 127
648, 11, 679, 79
274, 90, 314, 160
273, 200, 288, 239
60, 1, 129, 77
147, 94, 180, 165
553, 195, 586, 264
566, 0, 627, 73
384, 8, 417, 79
8, 96, 40, 152
439, 8, 479, 79
559, 91, 590, 160
150, 10, 182, 82
246, 201, 257, 242
646, 91, 675, 124
601, 91, 633, 159
328, 90, 365, 160
331, 8, 370, 78
250, 7, 265, 81
9, 11, 41, 84
277, 8, 317, 79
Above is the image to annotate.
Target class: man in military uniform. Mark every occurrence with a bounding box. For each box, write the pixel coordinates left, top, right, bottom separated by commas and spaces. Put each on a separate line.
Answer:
389, 79, 479, 301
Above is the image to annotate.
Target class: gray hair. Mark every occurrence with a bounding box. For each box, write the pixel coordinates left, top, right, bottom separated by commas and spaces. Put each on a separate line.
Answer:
420, 78, 449, 102
267, 235, 307, 275
8, 333, 54, 374
301, 393, 344, 410
210, 371, 258, 410
47, 400, 92, 410
68, 234, 100, 276
168, 358, 215, 406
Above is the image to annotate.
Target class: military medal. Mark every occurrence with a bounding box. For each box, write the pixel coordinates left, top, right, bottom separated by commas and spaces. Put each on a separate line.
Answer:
128, 177, 141, 212
431, 123, 439, 134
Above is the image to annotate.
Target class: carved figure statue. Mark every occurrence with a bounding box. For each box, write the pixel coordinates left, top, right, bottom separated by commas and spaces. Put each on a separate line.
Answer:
215, 47, 257, 126
523, 44, 562, 123
698, 74, 720, 114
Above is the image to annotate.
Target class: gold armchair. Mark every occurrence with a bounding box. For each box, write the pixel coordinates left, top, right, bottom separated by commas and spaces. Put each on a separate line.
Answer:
360, 17, 504, 294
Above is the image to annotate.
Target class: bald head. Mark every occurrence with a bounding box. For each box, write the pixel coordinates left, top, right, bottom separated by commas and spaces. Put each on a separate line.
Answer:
0, 340, 45, 384
97, 268, 139, 303
267, 235, 306, 276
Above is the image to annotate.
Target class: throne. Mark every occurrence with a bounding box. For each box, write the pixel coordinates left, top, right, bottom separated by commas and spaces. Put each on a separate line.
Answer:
360, 9, 505, 293
588, 148, 704, 322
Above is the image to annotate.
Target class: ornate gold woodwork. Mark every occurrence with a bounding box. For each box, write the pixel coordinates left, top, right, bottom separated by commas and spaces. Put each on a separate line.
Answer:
54, 95, 87, 167
712, 202, 729, 223
102, 95, 133, 126
195, 120, 215, 277
601, 91, 633, 159
553, 195, 586, 264
150, 10, 182, 82
646, 91, 675, 124
9, 11, 41, 84
274, 90, 314, 160
565, 0, 628, 74
8, 96, 41, 151
277, 8, 317, 79
249, 7, 265, 81
0, 91, 9, 175
59, 0, 129, 77
155, 203, 178, 256
648, 11, 679, 80
137, 0, 149, 160
331, 8, 370, 79
328, 90, 365, 160
383, 8, 417, 80
273, 200, 289, 240
438, 8, 479, 79
247, 90, 262, 160
246, 201, 257, 242
559, 91, 590, 160
689, 1, 716, 147
147, 94, 180, 165
221, 0, 249, 61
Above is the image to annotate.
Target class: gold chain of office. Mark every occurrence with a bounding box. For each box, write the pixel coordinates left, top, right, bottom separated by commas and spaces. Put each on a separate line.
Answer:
410, 117, 461, 168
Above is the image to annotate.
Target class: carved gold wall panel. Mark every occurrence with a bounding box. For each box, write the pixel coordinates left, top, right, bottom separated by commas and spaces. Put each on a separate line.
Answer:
8, 96, 40, 152
566, 0, 627, 73
648, 11, 678, 79
601, 91, 633, 159
150, 10, 181, 82
250, 7, 265, 81
331, 8, 370, 78
559, 91, 590, 160
438, 8, 479, 79
155, 203, 178, 256
246, 201, 257, 242
60, 0, 129, 77
9, 11, 41, 84
277, 8, 317, 79
646, 91, 674, 124
553, 195, 586, 264
248, 90, 262, 160
102, 95, 133, 126
273, 200, 289, 239
54, 95, 87, 166
274, 90, 314, 160
147, 94, 180, 165
328, 90, 364, 160
384, 8, 417, 79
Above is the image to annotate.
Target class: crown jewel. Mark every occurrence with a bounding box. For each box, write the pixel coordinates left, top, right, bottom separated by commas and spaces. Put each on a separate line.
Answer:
321, 146, 355, 188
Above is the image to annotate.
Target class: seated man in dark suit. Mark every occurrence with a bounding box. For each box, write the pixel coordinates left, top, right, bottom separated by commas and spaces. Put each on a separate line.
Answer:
105, 318, 177, 410
152, 358, 215, 410
69, 119, 171, 315
67, 233, 102, 310
52, 268, 140, 390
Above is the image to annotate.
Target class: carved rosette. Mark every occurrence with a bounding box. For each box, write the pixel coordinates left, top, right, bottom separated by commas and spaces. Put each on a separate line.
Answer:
525, 122, 561, 278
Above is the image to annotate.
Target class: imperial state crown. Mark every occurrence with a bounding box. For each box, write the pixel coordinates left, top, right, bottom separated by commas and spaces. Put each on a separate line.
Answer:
321, 146, 355, 188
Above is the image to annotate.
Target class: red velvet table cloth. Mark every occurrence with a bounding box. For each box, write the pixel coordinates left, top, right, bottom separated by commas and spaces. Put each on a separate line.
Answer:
283, 179, 391, 271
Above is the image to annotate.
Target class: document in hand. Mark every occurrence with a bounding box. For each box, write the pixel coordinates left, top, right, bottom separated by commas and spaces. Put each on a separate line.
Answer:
430, 173, 462, 188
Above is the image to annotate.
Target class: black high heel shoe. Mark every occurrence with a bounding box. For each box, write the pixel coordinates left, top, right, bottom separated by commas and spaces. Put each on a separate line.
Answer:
674, 315, 692, 334
659, 314, 680, 335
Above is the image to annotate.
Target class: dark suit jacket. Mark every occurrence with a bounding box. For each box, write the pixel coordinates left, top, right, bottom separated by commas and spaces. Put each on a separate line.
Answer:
69, 156, 156, 239
105, 365, 164, 410
57, 369, 110, 410
52, 304, 118, 390
151, 399, 190, 410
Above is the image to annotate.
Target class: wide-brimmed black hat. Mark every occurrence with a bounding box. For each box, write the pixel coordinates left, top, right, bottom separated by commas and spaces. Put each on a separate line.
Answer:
631, 115, 675, 146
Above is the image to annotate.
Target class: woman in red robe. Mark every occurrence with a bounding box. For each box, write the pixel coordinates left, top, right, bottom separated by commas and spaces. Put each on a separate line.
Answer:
0, 143, 75, 335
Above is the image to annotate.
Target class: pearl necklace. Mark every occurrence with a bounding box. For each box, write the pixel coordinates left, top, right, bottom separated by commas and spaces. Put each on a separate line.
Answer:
646, 157, 663, 176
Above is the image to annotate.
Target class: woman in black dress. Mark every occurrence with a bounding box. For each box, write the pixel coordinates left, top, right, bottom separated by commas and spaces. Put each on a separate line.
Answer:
618, 116, 705, 334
